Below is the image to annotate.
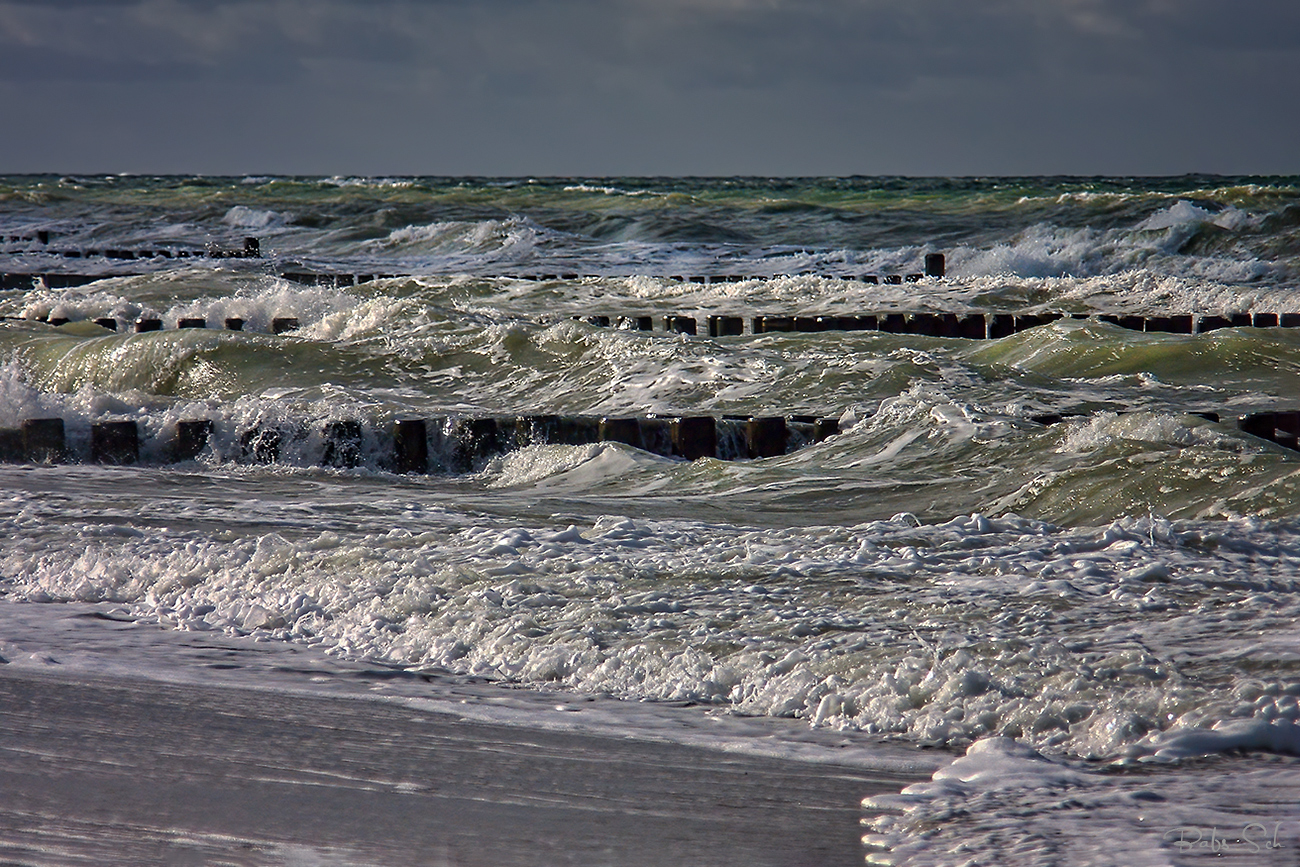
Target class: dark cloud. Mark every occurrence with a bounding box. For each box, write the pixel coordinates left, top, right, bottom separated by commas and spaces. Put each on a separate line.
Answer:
0, 0, 1296, 174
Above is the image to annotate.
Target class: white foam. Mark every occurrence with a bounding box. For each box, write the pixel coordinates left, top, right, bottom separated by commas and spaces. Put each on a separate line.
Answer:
318, 177, 417, 189
562, 184, 666, 198
947, 214, 1275, 284
1134, 717, 1300, 762
1136, 200, 1255, 234
3, 493, 1298, 766
1055, 411, 1234, 456
482, 442, 670, 490
8, 276, 380, 340
221, 206, 284, 230
863, 737, 1300, 866
364, 217, 550, 258
0, 358, 66, 427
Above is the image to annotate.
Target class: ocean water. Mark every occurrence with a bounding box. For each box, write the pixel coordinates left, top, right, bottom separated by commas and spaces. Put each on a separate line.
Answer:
2, 174, 1300, 865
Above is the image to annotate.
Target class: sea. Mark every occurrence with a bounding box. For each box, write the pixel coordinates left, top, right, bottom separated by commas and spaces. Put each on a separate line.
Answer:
2, 174, 1299, 865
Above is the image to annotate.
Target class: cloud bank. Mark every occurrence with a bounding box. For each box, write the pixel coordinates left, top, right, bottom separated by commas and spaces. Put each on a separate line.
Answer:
1, 0, 1297, 174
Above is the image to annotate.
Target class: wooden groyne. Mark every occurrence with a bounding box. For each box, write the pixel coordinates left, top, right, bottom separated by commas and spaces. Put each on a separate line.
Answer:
14, 307, 1300, 340
1236, 411, 1300, 452
4, 409, 1300, 472
8, 247, 1297, 338
0, 413, 843, 471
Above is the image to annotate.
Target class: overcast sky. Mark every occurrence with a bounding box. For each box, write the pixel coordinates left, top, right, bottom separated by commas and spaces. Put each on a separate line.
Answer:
1, 0, 1297, 176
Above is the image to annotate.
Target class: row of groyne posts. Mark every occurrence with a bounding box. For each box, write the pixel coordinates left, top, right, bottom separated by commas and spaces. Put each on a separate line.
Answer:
575, 310, 1300, 338
21, 308, 1300, 339
0, 413, 843, 472
24, 310, 1300, 339
8, 249, 1300, 337
0, 234, 261, 267
34, 314, 302, 334
7, 409, 1300, 471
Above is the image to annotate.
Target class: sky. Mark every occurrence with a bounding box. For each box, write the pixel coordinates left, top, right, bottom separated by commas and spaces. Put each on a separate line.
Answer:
1, 0, 1298, 177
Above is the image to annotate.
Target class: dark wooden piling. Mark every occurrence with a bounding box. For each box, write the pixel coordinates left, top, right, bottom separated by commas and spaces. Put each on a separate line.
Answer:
792, 316, 824, 332
812, 418, 840, 442
1197, 315, 1231, 333
880, 313, 907, 334
91, 420, 139, 465
23, 418, 66, 463
173, 420, 213, 462
599, 417, 643, 449
1015, 313, 1060, 332
958, 314, 987, 339
907, 313, 940, 336
745, 417, 787, 459
393, 419, 429, 474
322, 420, 363, 468
1238, 413, 1274, 440
664, 315, 697, 335
518, 415, 600, 447
638, 418, 674, 456
671, 417, 716, 460
1145, 316, 1173, 333
240, 426, 282, 463
0, 428, 22, 462
451, 418, 508, 471
1117, 315, 1145, 332
758, 316, 796, 333
708, 316, 744, 337
619, 315, 654, 331
988, 314, 1016, 338
1274, 412, 1300, 450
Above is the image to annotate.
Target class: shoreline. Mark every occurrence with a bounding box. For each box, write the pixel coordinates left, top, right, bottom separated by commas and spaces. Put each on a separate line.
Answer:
0, 601, 938, 866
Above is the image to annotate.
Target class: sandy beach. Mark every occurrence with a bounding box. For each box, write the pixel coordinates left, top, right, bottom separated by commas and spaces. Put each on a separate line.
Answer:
0, 604, 934, 867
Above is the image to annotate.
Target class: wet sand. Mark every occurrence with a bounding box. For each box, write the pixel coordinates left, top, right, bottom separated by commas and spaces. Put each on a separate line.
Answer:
0, 640, 929, 866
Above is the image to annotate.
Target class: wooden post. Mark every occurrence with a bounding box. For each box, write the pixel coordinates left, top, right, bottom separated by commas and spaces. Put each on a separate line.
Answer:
671, 417, 716, 460
92, 421, 139, 465
173, 420, 214, 462
23, 418, 66, 462
393, 419, 429, 473
322, 420, 363, 468
745, 417, 786, 458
